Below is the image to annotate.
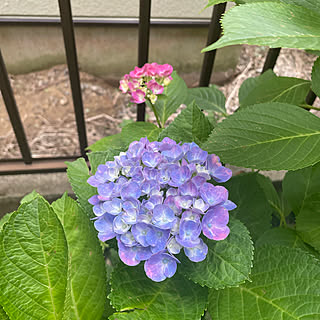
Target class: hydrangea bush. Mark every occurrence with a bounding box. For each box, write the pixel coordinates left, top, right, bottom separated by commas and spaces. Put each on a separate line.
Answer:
87, 137, 235, 281
1, 2, 320, 319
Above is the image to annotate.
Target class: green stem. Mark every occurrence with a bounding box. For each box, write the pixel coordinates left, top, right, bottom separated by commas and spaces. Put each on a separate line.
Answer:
271, 203, 287, 228
149, 101, 162, 128
299, 104, 320, 111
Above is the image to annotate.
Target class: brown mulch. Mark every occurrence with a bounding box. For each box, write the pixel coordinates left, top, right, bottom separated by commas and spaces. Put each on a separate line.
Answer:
0, 45, 318, 159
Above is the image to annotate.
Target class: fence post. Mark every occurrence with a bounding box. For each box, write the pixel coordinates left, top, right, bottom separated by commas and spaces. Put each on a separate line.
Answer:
137, 0, 151, 122
58, 0, 88, 156
0, 50, 32, 164
262, 48, 281, 73
199, 3, 226, 87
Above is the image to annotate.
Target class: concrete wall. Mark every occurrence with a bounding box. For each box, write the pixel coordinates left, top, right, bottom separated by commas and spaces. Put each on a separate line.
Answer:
0, 24, 240, 80
0, 1, 240, 81
0, 0, 211, 18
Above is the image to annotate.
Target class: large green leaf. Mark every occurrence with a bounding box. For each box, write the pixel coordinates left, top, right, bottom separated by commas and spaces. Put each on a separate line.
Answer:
179, 218, 253, 289
203, 103, 320, 170
238, 70, 276, 104
66, 158, 96, 218
283, 162, 320, 215
159, 102, 213, 144
312, 57, 320, 98
296, 193, 320, 253
52, 194, 107, 320
88, 133, 126, 153
204, 0, 320, 10
151, 71, 188, 126
109, 264, 208, 320
239, 76, 310, 108
0, 197, 68, 319
224, 174, 273, 240
185, 86, 226, 115
203, 3, 320, 52
256, 227, 319, 256
88, 122, 161, 153
208, 245, 320, 319
121, 122, 162, 143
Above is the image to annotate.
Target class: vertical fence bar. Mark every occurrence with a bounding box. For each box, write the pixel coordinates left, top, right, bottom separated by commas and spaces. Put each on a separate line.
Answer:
0, 50, 32, 164
199, 3, 226, 87
58, 0, 87, 156
137, 0, 151, 122
305, 90, 317, 106
262, 48, 281, 73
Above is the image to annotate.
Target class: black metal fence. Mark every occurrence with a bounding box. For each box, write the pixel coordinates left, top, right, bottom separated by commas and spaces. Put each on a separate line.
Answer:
0, 1, 315, 175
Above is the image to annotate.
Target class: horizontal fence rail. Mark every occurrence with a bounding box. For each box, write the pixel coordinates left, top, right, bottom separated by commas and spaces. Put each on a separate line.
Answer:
0, 2, 314, 175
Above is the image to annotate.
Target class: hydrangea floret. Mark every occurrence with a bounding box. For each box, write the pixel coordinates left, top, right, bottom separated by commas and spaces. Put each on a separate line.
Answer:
119, 62, 173, 105
87, 137, 236, 282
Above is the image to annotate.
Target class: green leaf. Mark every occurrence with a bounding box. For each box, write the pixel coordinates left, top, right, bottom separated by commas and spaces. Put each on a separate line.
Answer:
88, 122, 161, 153
256, 227, 320, 257
121, 122, 162, 143
151, 71, 188, 126
0, 197, 68, 319
0, 213, 13, 232
203, 3, 320, 52
224, 173, 273, 240
88, 133, 126, 153
179, 218, 253, 289
281, 0, 320, 11
203, 103, 320, 170
239, 70, 277, 104
255, 174, 281, 214
185, 86, 226, 115
283, 161, 320, 215
66, 158, 96, 218
208, 245, 320, 319
20, 190, 41, 204
109, 264, 208, 320
0, 306, 9, 319
159, 102, 213, 144
52, 194, 107, 320
312, 57, 320, 98
255, 174, 292, 219
204, 0, 320, 10
239, 76, 310, 108
296, 192, 320, 253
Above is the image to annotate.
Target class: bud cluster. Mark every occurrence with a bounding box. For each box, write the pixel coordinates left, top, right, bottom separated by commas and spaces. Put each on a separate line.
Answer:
87, 137, 236, 282
119, 63, 173, 104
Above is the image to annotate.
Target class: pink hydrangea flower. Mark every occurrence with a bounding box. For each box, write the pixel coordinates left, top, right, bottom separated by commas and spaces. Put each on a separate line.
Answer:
119, 62, 173, 105
147, 80, 164, 95
119, 79, 129, 93
129, 66, 145, 79
130, 89, 146, 104
144, 63, 159, 77
158, 64, 173, 77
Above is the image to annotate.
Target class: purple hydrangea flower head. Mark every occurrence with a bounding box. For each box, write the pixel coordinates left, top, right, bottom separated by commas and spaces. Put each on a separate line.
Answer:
87, 137, 235, 281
